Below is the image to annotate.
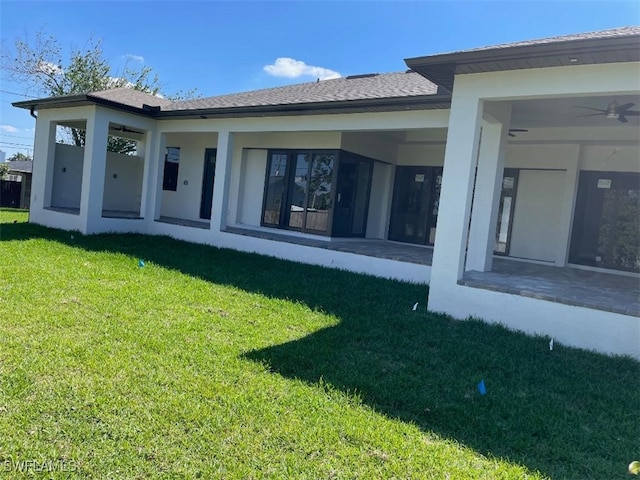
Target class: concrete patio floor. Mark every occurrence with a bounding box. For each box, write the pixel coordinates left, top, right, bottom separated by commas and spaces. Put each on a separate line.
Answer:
462, 258, 640, 317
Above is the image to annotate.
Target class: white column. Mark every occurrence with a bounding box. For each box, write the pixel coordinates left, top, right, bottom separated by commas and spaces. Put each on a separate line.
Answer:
430, 93, 484, 286
137, 133, 151, 220
556, 144, 581, 266
149, 133, 167, 221
80, 107, 109, 233
31, 113, 57, 212
210, 130, 234, 232
465, 104, 511, 272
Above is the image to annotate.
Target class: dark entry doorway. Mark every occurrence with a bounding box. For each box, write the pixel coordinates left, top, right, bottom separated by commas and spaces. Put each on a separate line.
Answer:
200, 148, 217, 220
332, 157, 372, 237
388, 166, 442, 245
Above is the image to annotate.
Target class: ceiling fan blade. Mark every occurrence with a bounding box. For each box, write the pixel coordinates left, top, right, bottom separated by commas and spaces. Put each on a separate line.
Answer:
617, 115, 629, 123
623, 110, 640, 116
508, 132, 515, 137
509, 128, 528, 132
573, 106, 607, 113
616, 103, 635, 112
575, 113, 607, 118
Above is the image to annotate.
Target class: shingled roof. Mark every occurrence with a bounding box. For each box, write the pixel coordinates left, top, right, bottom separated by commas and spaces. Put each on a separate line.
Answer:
406, 26, 640, 91
12, 71, 444, 118
167, 71, 438, 111
90, 88, 171, 109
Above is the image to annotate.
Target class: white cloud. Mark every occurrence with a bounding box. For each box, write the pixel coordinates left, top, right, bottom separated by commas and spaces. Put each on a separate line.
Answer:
0, 125, 20, 133
123, 53, 145, 63
107, 77, 134, 89
263, 58, 341, 80
37, 61, 63, 75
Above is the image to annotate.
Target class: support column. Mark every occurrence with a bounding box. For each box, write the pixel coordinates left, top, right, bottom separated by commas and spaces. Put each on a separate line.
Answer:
80, 107, 109, 233
465, 103, 511, 272
31, 113, 57, 213
137, 134, 150, 220
149, 133, 167, 221
430, 94, 484, 285
556, 144, 581, 266
210, 130, 235, 232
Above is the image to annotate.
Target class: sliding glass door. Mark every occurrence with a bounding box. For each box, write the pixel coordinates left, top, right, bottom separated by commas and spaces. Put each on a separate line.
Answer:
262, 151, 335, 235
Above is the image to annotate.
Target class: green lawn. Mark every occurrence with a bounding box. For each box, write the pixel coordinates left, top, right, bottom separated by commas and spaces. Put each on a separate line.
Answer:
0, 208, 638, 479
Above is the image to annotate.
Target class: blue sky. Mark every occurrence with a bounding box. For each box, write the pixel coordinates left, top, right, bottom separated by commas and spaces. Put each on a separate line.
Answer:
1, 0, 638, 159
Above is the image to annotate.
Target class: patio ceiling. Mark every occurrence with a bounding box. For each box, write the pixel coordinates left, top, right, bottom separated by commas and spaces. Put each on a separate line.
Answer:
509, 94, 640, 129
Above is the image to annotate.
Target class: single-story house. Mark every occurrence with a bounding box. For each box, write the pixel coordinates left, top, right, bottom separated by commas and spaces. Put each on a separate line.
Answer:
13, 26, 640, 359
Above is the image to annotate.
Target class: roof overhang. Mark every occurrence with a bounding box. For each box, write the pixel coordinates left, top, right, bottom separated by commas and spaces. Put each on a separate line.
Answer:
405, 33, 640, 92
12, 93, 163, 119
13, 93, 452, 120
158, 94, 452, 119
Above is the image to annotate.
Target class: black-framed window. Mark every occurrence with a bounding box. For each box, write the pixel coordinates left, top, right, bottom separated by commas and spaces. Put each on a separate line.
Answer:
162, 147, 180, 191
388, 166, 442, 246
494, 169, 520, 255
569, 171, 639, 272
261, 150, 336, 235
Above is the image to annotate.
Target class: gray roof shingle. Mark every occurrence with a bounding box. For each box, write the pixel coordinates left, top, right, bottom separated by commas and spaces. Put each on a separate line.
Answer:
166, 71, 438, 111
89, 88, 172, 109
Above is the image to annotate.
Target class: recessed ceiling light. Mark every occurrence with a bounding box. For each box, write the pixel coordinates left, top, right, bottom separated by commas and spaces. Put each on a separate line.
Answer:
569, 57, 579, 63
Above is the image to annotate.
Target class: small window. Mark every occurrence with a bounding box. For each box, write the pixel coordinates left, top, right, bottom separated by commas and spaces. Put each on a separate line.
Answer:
162, 147, 180, 191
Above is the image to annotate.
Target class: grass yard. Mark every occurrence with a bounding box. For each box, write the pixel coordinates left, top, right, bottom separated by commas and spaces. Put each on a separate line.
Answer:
0, 208, 638, 479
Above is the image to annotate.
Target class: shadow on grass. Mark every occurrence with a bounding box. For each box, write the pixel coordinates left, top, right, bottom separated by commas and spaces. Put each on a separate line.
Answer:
2, 220, 639, 479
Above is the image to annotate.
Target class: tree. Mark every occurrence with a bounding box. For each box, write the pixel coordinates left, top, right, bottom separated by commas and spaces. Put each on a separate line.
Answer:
0, 163, 8, 180
2, 31, 198, 154
7, 152, 32, 162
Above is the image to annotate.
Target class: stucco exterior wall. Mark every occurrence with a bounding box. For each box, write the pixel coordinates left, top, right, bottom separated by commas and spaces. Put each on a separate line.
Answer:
160, 132, 218, 221
340, 131, 399, 162
103, 152, 144, 213
51, 143, 84, 209
366, 161, 393, 239
236, 148, 268, 226
396, 144, 446, 166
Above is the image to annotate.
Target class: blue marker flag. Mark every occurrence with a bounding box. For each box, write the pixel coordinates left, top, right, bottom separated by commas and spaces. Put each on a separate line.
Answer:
138, 259, 145, 268
477, 379, 487, 395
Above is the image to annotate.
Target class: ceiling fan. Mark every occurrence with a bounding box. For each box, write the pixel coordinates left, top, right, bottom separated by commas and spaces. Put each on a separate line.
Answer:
508, 128, 528, 137
574, 101, 640, 123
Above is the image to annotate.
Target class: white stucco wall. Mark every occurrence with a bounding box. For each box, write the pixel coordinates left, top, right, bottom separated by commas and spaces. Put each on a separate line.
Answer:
396, 144, 446, 166
366, 161, 393, 239
236, 149, 268, 226
340, 131, 399, 162
581, 145, 640, 172
429, 282, 639, 359
51, 143, 84, 209
160, 132, 218, 221
102, 152, 144, 213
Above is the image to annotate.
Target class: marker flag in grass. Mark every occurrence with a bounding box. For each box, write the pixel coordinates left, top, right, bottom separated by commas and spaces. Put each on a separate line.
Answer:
477, 379, 487, 395
549, 338, 554, 351
138, 259, 145, 268
412, 302, 418, 311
